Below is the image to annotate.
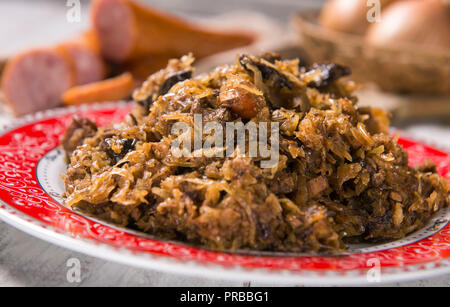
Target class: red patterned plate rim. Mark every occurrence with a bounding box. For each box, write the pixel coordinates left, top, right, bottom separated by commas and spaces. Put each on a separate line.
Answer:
0, 102, 448, 285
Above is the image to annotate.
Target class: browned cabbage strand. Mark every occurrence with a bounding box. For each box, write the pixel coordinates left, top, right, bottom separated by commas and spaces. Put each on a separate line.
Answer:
62, 53, 449, 253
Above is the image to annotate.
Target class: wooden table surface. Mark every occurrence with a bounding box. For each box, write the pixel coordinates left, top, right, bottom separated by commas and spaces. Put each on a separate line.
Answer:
0, 0, 448, 287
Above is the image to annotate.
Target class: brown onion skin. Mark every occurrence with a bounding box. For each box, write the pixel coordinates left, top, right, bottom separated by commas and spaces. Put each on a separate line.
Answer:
319, 0, 398, 35
366, 0, 450, 51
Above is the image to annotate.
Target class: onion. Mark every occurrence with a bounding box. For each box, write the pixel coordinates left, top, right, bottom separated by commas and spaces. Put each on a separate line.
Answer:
319, 0, 398, 35
366, 0, 450, 51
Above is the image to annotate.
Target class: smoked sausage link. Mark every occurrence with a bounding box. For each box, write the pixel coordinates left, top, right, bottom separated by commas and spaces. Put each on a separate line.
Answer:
91, 0, 255, 62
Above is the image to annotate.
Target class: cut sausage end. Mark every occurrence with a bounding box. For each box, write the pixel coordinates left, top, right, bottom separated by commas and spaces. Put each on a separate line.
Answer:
1, 49, 72, 115
92, 0, 135, 62
64, 44, 105, 85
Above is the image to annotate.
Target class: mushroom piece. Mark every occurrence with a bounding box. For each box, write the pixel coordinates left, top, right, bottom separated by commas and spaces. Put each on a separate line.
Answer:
304, 63, 351, 89
238, 54, 304, 109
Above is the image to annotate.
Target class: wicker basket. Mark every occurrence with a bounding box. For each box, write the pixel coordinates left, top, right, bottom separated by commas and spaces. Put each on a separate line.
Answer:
292, 10, 450, 95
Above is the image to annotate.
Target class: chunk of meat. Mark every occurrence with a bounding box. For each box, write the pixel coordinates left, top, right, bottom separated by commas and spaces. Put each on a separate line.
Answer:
61, 117, 98, 154
307, 176, 329, 198
219, 75, 265, 120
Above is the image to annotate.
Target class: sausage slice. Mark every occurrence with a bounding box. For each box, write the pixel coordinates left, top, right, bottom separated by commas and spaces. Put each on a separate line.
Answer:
1, 49, 72, 115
